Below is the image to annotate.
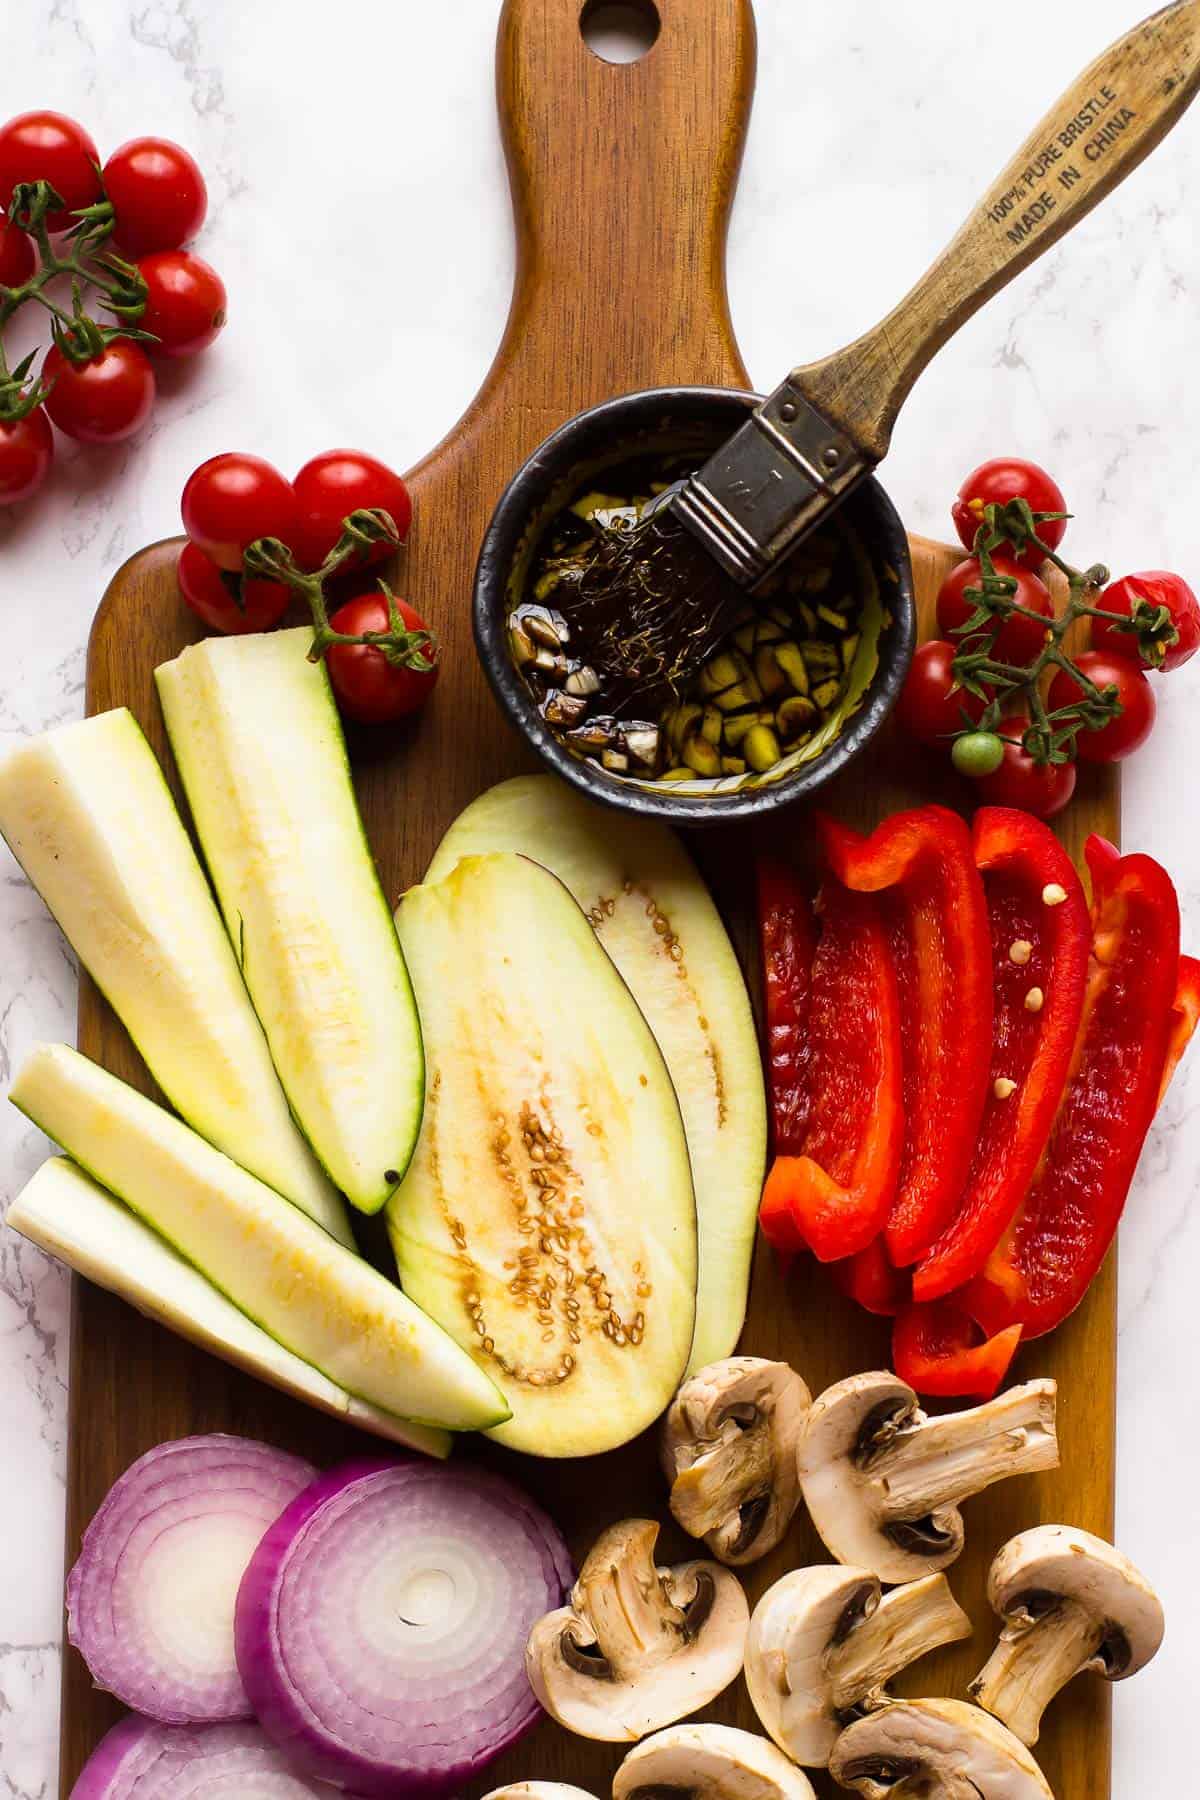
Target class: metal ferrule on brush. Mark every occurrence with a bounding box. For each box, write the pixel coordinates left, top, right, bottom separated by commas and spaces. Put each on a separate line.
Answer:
669, 379, 875, 588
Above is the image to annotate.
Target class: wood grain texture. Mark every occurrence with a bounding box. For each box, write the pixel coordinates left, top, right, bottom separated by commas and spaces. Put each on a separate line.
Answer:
63, 3, 1116, 1796
798, 0, 1200, 458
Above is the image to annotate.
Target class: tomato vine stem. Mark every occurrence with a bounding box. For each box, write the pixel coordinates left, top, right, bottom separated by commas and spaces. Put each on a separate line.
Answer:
243, 509, 439, 672
949, 499, 1178, 765
0, 178, 152, 420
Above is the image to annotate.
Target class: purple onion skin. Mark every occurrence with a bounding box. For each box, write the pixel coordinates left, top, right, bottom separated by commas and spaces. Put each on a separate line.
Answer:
68, 1714, 343, 1798
69, 1715, 149, 1800
236, 1457, 573, 1798
67, 1434, 318, 1726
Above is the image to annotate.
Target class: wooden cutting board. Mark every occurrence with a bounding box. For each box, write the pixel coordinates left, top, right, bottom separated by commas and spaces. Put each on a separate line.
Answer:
62, 2, 1118, 1794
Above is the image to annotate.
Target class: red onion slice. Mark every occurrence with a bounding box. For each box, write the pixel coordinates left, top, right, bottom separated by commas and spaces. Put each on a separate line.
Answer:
235, 1457, 574, 1797
70, 1715, 336, 1797
68, 1435, 318, 1723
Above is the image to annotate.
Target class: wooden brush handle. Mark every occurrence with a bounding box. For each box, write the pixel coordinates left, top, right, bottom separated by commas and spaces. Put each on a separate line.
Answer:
795, 0, 1200, 459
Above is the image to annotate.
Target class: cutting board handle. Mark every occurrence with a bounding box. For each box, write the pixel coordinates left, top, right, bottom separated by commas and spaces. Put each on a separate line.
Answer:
795, 0, 1200, 459
484, 0, 756, 413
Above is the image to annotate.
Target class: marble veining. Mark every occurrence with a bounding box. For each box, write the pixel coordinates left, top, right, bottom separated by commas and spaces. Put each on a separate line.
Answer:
2, 1, 1198, 1792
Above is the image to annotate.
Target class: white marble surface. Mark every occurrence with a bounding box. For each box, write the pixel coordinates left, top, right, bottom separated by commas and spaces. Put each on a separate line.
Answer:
2, 1, 1198, 1792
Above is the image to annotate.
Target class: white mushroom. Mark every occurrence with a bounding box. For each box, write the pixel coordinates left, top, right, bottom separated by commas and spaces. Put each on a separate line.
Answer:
614, 1723, 817, 1800
661, 1357, 811, 1565
828, 1699, 1053, 1798
525, 1518, 748, 1741
798, 1371, 1060, 1583
484, 1788, 598, 1800
970, 1524, 1165, 1746
745, 1566, 972, 1768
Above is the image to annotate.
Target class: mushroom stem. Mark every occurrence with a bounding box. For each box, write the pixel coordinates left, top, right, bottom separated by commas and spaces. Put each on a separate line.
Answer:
828, 1576, 972, 1713
580, 1520, 690, 1671
970, 1598, 1107, 1746
870, 1382, 1059, 1525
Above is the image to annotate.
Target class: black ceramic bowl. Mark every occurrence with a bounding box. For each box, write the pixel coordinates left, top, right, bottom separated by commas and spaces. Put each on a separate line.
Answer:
474, 387, 917, 825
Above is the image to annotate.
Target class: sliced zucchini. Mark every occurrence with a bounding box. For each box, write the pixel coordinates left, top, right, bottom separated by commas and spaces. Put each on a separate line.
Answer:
155, 629, 422, 1213
11, 1044, 508, 1432
8, 1158, 449, 1457
0, 710, 349, 1244
389, 854, 698, 1456
424, 777, 767, 1372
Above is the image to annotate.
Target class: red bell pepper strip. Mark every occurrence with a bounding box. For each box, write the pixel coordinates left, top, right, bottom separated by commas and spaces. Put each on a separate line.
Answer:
757, 859, 815, 1156
892, 1298, 1023, 1401
819, 806, 993, 1268
966, 835, 1185, 1341
912, 808, 1091, 1303
832, 1237, 910, 1316
759, 879, 904, 1262
1160, 955, 1200, 1105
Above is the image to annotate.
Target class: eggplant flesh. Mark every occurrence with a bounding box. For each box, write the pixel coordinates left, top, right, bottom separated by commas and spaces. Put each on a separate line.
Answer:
390, 853, 699, 1457
424, 777, 766, 1371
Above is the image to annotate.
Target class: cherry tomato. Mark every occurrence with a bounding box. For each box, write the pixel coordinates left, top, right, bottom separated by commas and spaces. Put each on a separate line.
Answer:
895, 640, 985, 748
292, 450, 413, 570
0, 212, 35, 286
0, 406, 53, 504
1047, 650, 1157, 764
181, 454, 299, 572
177, 540, 290, 636
951, 731, 1005, 779
976, 718, 1077, 819
325, 593, 439, 724
1091, 571, 1200, 674
0, 112, 102, 230
42, 338, 155, 444
936, 554, 1053, 665
951, 457, 1068, 570
138, 250, 226, 357
102, 138, 207, 256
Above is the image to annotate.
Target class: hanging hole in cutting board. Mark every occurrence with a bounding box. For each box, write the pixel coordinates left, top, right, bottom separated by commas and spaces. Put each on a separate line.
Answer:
580, 0, 660, 65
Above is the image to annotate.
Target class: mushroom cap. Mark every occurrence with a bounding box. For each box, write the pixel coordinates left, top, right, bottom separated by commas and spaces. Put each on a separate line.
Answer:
614, 1723, 817, 1800
525, 1518, 749, 1742
797, 1372, 960, 1578
661, 1357, 811, 1565
828, 1700, 1053, 1798
745, 1566, 882, 1767
483, 1788, 598, 1800
987, 1524, 1165, 1680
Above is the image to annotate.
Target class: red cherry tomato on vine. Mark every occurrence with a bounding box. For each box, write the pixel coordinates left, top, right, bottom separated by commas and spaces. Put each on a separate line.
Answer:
0, 212, 35, 286
951, 458, 1068, 570
1091, 571, 1200, 673
0, 406, 53, 504
0, 112, 102, 230
936, 554, 1054, 665
895, 640, 985, 748
326, 593, 439, 725
292, 450, 413, 570
976, 717, 1077, 819
181, 454, 299, 572
102, 138, 207, 256
1047, 650, 1157, 764
138, 250, 226, 357
177, 540, 290, 636
42, 338, 156, 443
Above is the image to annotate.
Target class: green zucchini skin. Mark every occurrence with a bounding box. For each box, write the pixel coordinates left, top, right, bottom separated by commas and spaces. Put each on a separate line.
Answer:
12, 1044, 509, 1432
0, 707, 350, 1244
156, 629, 424, 1214
8, 1157, 451, 1457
